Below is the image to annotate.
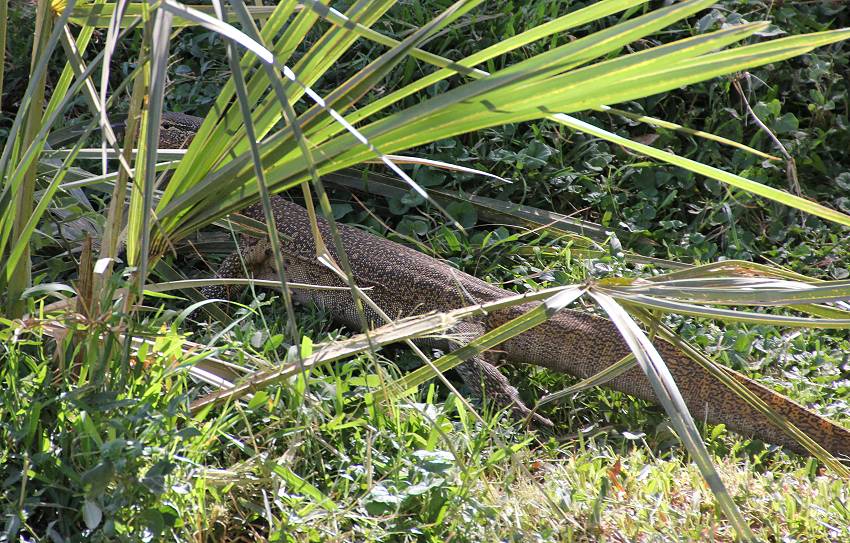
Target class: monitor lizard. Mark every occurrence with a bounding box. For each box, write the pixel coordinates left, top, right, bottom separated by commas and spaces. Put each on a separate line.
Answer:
157, 113, 850, 458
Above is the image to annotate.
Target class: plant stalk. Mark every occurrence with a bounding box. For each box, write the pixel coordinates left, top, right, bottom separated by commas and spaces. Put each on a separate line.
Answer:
7, 0, 52, 317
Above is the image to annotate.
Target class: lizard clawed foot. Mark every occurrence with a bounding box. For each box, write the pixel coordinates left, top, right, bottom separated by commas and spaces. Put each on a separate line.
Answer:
514, 403, 555, 430
455, 357, 553, 430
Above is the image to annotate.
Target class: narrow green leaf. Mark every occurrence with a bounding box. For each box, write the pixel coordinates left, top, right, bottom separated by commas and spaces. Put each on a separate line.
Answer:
380, 287, 585, 400
597, 106, 780, 161
550, 114, 850, 227
612, 293, 850, 328
340, 0, 650, 126
589, 290, 755, 541
534, 354, 638, 410
66, 2, 277, 27
268, 463, 338, 512
610, 276, 850, 306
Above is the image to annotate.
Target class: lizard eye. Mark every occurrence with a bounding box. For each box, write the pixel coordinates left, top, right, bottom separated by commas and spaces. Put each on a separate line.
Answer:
265, 248, 273, 258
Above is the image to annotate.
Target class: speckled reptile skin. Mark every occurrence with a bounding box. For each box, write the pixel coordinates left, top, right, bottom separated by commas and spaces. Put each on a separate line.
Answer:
157, 112, 203, 149
160, 113, 850, 458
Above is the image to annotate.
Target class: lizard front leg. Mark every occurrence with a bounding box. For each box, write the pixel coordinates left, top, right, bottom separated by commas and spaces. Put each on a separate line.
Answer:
444, 321, 553, 428
202, 244, 552, 428
454, 354, 554, 428
200, 238, 271, 300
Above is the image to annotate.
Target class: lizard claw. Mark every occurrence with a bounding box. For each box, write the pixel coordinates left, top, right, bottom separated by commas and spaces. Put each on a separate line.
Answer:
528, 410, 555, 430
510, 402, 554, 430
455, 357, 554, 431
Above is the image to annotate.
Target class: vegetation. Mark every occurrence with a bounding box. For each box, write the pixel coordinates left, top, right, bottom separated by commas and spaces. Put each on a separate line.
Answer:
1, 0, 850, 540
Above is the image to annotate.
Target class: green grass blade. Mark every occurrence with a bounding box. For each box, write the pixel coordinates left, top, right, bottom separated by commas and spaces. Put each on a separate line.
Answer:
162, 22, 765, 232
298, 24, 768, 175
66, 1, 277, 27
697, 28, 850, 63
156, 0, 392, 214
214, 0, 303, 345
609, 276, 850, 306
643, 261, 850, 318
588, 290, 756, 541
597, 106, 781, 161
533, 353, 637, 409
5, 0, 57, 316
267, 463, 338, 513
648, 259, 817, 283
550, 114, 850, 227
334, 0, 649, 127
611, 293, 850, 328
0, 0, 6, 109
157, 0, 479, 234
0, 21, 126, 266
97, 0, 129, 175
3, 116, 102, 283
325, 170, 613, 247
0, 0, 76, 182
159, 0, 299, 202
126, 8, 172, 293
311, 0, 733, 146
380, 286, 585, 400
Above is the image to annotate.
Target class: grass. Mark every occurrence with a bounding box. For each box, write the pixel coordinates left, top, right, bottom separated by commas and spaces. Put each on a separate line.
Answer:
3, 308, 850, 541
2, 0, 850, 540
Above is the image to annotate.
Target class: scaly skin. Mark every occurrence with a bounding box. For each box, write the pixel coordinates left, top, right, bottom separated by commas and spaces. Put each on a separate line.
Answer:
157, 112, 204, 149
160, 113, 850, 457
206, 198, 850, 457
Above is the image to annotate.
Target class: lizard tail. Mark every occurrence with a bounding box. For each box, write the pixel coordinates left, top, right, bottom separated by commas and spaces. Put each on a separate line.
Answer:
648, 341, 850, 459
653, 339, 850, 458
723, 365, 850, 458
497, 308, 850, 459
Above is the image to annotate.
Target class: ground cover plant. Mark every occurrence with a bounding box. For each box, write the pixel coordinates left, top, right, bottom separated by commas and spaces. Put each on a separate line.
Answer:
2, 0, 850, 540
